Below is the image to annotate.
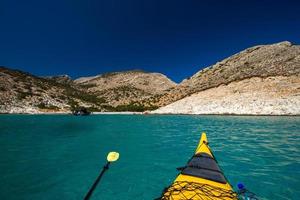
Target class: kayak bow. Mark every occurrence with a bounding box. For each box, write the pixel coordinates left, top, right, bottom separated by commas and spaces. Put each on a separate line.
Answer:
160, 132, 237, 200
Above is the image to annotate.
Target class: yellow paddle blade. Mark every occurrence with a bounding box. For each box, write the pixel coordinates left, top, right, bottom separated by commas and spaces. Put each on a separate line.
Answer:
107, 152, 119, 162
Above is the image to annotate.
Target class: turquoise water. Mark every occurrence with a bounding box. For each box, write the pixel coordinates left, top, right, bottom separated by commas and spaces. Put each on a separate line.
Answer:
0, 115, 299, 200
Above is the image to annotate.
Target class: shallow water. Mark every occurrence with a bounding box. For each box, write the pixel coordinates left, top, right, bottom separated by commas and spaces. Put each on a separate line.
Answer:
0, 115, 299, 200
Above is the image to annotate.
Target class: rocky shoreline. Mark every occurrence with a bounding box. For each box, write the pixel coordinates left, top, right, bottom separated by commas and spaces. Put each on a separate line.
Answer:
1, 112, 299, 116
152, 76, 300, 115
0, 111, 143, 115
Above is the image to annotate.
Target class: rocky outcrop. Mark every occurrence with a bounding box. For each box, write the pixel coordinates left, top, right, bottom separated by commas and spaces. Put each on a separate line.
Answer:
0, 68, 176, 113
152, 76, 300, 115
45, 75, 73, 84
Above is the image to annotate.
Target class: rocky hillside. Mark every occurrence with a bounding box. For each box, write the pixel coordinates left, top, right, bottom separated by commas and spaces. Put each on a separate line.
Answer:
153, 41, 300, 115
74, 70, 176, 107
157, 41, 300, 106
1, 41, 299, 114
153, 75, 300, 115
0, 67, 176, 113
0, 67, 106, 113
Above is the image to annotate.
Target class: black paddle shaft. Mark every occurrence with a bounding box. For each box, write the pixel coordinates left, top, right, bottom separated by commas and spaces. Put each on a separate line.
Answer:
84, 162, 111, 200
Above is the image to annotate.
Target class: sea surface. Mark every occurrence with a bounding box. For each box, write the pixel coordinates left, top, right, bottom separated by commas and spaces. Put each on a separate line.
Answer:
0, 115, 299, 200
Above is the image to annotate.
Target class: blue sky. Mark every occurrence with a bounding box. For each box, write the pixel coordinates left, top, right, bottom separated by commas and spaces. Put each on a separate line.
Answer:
1, 0, 299, 82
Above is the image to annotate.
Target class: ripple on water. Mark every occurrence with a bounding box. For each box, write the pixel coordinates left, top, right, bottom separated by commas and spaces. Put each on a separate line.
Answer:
0, 115, 299, 200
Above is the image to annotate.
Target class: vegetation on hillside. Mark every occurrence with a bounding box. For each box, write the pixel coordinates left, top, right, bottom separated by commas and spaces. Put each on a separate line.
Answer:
37, 103, 59, 110
113, 103, 158, 112
1, 66, 161, 112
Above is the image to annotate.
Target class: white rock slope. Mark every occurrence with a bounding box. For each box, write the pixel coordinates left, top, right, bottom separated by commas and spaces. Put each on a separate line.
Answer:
152, 76, 300, 115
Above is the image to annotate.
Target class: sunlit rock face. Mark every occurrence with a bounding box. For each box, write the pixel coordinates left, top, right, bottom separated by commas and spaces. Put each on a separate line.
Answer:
153, 41, 300, 115
152, 76, 300, 115
74, 70, 177, 107
156, 41, 300, 107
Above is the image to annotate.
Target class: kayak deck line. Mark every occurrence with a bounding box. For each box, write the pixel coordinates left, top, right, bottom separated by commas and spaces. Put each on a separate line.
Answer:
160, 181, 237, 200
159, 132, 237, 200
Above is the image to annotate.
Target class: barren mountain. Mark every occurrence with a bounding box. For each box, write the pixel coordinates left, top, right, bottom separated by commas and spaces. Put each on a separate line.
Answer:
157, 41, 300, 106
0, 68, 176, 113
153, 41, 300, 115
74, 70, 176, 107
153, 75, 300, 115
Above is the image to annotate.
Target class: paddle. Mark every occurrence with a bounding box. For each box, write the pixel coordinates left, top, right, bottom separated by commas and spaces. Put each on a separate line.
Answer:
84, 152, 120, 200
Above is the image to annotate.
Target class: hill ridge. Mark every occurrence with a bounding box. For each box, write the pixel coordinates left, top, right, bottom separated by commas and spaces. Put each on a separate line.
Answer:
1, 41, 299, 114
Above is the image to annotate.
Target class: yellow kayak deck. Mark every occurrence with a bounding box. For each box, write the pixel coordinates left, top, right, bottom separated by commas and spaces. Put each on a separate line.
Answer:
161, 133, 237, 200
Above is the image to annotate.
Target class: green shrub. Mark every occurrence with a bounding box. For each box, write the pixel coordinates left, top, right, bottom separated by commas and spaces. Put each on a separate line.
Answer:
37, 103, 59, 110
17, 91, 32, 100
80, 83, 97, 88
87, 106, 102, 112
0, 86, 6, 92
113, 103, 158, 112
68, 99, 79, 110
